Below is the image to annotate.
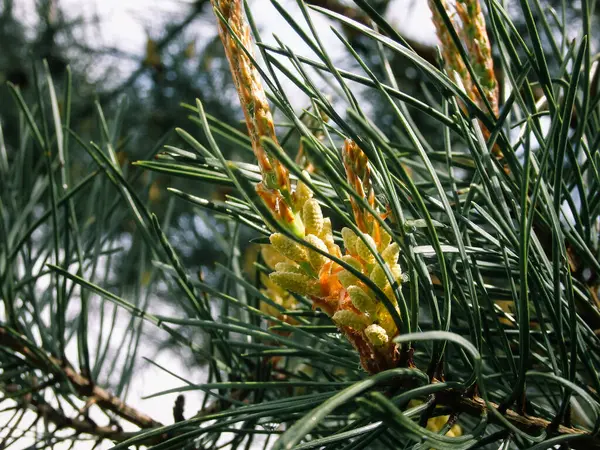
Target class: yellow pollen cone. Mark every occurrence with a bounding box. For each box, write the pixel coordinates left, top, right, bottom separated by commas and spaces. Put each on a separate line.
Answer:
305, 234, 328, 271
378, 229, 392, 251
355, 234, 377, 264
381, 242, 400, 266
303, 199, 324, 236
332, 310, 369, 331
347, 285, 377, 316
274, 262, 304, 274
270, 272, 321, 297
261, 245, 292, 269
270, 233, 308, 263
364, 324, 389, 347
342, 227, 358, 255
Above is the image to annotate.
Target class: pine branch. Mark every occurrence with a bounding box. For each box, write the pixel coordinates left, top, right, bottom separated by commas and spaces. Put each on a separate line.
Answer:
0, 326, 162, 439
439, 391, 600, 448
25, 399, 142, 442
179, 384, 598, 446
199, 2, 600, 446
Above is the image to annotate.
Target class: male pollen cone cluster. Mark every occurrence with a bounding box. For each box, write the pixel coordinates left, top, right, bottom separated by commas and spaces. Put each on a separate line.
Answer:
210, 0, 404, 373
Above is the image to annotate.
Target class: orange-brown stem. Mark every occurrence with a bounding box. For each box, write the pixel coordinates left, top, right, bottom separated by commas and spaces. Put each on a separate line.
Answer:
210, 0, 292, 207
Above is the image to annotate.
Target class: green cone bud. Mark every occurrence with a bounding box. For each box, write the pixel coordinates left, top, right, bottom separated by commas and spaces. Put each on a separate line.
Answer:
365, 324, 389, 347
347, 285, 377, 316
270, 233, 308, 263
303, 199, 324, 237
332, 310, 369, 330
270, 272, 321, 297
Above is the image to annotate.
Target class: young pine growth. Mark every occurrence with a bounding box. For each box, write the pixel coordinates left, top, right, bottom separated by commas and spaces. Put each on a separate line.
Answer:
427, 0, 503, 160
209, 0, 408, 372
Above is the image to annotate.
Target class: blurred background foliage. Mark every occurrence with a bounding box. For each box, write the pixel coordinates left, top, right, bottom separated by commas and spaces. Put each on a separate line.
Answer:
0, 0, 246, 280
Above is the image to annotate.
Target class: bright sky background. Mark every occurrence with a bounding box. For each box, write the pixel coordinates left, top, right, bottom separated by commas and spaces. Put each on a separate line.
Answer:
4, 1, 436, 448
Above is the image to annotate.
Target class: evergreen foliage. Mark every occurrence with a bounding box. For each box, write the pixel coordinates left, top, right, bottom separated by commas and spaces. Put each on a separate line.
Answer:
1, 0, 600, 449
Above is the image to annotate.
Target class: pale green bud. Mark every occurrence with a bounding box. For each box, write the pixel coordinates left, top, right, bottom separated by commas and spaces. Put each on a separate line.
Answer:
364, 324, 389, 347
347, 285, 377, 316
355, 234, 377, 264
341, 227, 358, 255
288, 211, 306, 238
381, 242, 400, 266
305, 234, 328, 272
378, 229, 392, 252
270, 272, 321, 297
270, 233, 307, 263
303, 199, 324, 237
332, 310, 369, 330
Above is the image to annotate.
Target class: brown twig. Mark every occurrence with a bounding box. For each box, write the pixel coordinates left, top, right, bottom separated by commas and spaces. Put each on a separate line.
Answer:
27, 399, 141, 442
1, 323, 257, 445
0, 326, 162, 438
439, 391, 600, 449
